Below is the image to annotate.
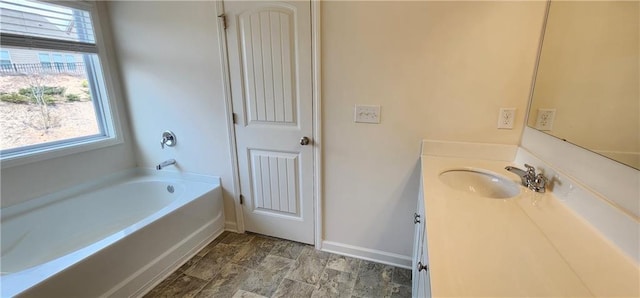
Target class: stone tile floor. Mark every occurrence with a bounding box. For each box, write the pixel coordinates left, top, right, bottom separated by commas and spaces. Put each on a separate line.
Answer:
145, 231, 412, 298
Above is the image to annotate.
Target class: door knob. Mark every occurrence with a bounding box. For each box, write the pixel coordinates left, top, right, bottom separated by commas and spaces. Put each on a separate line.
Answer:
300, 136, 311, 146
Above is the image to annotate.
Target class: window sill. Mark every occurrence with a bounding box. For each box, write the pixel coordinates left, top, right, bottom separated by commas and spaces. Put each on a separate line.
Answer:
1, 135, 123, 169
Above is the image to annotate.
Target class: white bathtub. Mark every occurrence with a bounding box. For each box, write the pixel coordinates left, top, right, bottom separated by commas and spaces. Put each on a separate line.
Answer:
1, 168, 224, 297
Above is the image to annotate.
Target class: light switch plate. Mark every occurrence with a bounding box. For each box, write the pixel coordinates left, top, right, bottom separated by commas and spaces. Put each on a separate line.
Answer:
497, 108, 516, 129
354, 105, 381, 124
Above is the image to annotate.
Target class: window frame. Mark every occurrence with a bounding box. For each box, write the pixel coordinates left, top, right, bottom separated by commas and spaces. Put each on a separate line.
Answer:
1, 0, 125, 169
38, 53, 52, 69
52, 53, 64, 71
0, 49, 11, 63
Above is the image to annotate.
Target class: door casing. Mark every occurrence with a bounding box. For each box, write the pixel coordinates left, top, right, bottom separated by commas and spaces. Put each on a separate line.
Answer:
214, 0, 322, 249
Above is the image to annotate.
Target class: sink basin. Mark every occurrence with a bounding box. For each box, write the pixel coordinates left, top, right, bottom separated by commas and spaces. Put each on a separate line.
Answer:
439, 169, 520, 199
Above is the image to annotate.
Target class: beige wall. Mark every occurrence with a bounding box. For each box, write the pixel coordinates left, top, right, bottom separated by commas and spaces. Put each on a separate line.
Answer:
104, 0, 547, 260
528, 1, 639, 168
106, 1, 237, 226
322, 1, 546, 256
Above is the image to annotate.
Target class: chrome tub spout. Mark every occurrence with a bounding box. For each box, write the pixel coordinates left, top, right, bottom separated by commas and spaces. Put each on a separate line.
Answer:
156, 159, 176, 170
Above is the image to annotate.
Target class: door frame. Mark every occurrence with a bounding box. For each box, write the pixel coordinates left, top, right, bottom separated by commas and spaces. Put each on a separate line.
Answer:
215, 0, 323, 249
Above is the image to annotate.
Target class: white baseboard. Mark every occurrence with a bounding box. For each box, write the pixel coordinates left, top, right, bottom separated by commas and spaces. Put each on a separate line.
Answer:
321, 241, 412, 269
224, 220, 238, 233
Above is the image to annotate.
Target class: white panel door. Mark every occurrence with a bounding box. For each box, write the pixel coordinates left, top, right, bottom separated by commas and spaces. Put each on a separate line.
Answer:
224, 0, 314, 244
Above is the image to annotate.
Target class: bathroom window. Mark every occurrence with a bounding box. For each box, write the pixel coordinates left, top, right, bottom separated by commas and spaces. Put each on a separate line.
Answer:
0, 0, 122, 167
0, 50, 11, 70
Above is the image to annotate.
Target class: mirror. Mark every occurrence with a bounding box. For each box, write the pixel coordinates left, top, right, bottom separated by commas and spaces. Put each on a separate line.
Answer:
527, 1, 639, 170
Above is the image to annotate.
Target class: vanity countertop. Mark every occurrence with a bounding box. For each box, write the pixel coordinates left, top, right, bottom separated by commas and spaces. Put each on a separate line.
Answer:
421, 155, 639, 297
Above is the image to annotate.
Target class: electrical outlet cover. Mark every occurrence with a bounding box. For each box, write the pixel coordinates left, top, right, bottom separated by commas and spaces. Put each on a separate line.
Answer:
354, 105, 381, 124
497, 108, 516, 129
535, 108, 556, 131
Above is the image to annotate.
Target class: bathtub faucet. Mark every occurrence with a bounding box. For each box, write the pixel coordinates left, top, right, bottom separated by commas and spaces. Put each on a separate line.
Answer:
160, 131, 176, 149
156, 159, 176, 170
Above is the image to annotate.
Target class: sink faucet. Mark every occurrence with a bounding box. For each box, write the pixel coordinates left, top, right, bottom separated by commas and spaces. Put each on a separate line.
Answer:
156, 159, 176, 170
505, 164, 547, 193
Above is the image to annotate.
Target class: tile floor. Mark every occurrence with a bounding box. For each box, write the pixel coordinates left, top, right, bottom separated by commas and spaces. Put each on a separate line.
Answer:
145, 232, 412, 298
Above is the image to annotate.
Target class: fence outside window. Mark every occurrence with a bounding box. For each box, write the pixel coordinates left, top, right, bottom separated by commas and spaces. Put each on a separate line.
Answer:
0, 62, 86, 75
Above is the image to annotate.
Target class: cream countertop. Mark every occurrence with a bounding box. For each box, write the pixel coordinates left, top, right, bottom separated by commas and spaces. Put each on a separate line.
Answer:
421, 156, 639, 297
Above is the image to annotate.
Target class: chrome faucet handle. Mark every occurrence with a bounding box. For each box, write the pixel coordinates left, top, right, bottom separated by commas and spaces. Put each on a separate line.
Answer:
535, 173, 547, 188
508, 164, 547, 192
524, 164, 537, 185
160, 131, 176, 149
527, 173, 548, 192
524, 164, 536, 174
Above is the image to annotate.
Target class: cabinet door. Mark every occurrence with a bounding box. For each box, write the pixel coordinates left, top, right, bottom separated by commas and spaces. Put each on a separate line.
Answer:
412, 179, 426, 295
416, 269, 430, 297
416, 241, 431, 298
413, 176, 431, 298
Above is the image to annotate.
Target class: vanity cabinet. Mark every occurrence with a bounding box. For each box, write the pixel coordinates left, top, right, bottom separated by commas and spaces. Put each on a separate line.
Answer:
412, 179, 431, 297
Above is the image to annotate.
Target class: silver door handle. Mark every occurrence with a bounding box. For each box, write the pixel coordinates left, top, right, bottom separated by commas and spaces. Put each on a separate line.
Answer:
300, 136, 311, 146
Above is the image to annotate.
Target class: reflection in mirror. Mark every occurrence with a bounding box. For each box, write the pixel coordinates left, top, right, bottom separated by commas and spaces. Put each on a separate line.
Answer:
527, 1, 639, 169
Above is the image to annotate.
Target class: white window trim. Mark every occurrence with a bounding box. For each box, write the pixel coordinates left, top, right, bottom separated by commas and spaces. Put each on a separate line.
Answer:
0, 1, 125, 169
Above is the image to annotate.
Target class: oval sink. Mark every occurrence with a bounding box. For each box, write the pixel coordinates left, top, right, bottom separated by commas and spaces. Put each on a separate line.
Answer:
439, 169, 520, 199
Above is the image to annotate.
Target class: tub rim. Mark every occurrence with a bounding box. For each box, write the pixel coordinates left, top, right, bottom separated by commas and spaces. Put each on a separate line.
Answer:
0, 167, 221, 297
